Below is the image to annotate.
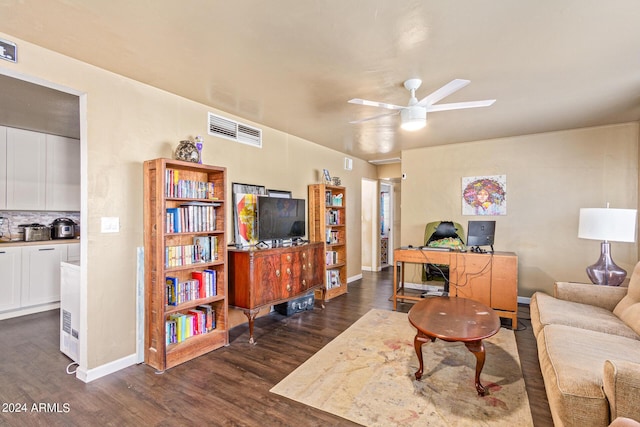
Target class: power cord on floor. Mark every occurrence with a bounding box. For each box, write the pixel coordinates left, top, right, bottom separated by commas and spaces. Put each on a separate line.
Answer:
66, 361, 79, 375
513, 319, 528, 332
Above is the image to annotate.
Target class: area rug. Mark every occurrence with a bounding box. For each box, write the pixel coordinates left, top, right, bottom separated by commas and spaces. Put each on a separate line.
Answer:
270, 309, 533, 426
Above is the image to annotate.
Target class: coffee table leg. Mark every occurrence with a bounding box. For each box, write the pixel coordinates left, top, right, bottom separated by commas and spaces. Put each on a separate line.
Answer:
413, 332, 435, 380
464, 340, 488, 396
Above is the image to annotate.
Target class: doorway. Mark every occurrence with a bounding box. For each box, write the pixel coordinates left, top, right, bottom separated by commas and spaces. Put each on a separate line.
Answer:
0, 70, 83, 373
361, 178, 400, 272
380, 181, 392, 268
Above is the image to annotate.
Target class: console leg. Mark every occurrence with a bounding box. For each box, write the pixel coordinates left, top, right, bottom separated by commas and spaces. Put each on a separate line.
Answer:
243, 309, 260, 345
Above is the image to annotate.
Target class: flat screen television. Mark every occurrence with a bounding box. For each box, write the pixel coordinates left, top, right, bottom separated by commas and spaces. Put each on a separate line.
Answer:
256, 196, 306, 241
467, 220, 496, 252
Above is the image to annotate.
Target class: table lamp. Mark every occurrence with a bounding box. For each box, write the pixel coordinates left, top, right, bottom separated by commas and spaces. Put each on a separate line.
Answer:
578, 206, 637, 286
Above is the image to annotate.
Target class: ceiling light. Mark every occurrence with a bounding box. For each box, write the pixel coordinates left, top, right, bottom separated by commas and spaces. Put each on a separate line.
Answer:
400, 106, 426, 131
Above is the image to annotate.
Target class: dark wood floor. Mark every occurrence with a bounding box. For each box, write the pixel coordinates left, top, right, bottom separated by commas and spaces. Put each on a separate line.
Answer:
0, 268, 553, 426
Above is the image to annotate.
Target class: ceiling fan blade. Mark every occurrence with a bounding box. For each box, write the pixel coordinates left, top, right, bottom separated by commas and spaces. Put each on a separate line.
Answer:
416, 79, 470, 106
348, 98, 405, 110
425, 99, 496, 112
349, 110, 399, 124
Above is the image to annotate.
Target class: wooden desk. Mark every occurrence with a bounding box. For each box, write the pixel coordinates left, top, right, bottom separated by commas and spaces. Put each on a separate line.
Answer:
228, 242, 325, 344
393, 248, 518, 328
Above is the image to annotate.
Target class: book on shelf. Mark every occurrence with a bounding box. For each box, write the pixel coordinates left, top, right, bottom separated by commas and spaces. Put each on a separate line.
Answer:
203, 269, 217, 297
166, 276, 178, 306
165, 237, 219, 268
166, 307, 214, 345
165, 169, 217, 200
196, 305, 216, 331
326, 250, 338, 265
165, 204, 218, 233
327, 209, 340, 225
193, 236, 211, 263
191, 271, 206, 299
166, 270, 217, 305
187, 309, 206, 336
326, 269, 341, 289
325, 229, 339, 244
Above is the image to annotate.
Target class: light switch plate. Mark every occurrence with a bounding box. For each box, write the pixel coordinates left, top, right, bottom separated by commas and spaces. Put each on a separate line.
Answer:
101, 217, 119, 233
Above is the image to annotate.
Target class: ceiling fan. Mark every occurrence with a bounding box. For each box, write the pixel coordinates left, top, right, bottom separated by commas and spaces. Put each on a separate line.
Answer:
348, 79, 496, 131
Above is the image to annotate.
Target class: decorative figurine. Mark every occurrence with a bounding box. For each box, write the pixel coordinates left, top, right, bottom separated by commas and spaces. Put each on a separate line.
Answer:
194, 135, 204, 163
175, 139, 200, 163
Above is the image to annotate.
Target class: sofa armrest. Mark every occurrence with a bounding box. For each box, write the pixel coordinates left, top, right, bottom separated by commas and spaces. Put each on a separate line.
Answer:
554, 282, 628, 311
603, 359, 640, 421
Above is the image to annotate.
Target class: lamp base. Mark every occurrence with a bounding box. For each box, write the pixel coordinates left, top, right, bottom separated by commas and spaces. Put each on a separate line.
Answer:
586, 241, 627, 286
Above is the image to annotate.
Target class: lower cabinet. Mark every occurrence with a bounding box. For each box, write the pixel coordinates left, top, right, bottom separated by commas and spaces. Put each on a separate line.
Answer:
0, 242, 80, 318
21, 244, 68, 306
0, 247, 21, 312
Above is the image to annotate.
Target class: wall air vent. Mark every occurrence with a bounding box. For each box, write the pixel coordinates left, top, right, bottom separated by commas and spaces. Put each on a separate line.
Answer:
208, 112, 262, 148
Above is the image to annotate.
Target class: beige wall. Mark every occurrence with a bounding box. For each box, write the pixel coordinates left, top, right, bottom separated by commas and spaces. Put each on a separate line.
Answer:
377, 162, 402, 180
0, 33, 377, 372
401, 123, 639, 297
361, 178, 379, 271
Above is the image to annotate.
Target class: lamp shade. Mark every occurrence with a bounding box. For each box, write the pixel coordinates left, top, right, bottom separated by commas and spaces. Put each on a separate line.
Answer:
578, 208, 637, 242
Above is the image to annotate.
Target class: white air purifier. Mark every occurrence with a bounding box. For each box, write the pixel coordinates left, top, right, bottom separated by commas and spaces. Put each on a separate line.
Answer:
60, 261, 81, 362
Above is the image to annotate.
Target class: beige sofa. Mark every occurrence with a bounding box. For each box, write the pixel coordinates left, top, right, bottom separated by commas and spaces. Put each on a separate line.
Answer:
530, 261, 640, 427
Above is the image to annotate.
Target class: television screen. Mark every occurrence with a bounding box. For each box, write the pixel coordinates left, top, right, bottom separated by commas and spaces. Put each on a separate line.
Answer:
257, 197, 306, 241
467, 220, 496, 248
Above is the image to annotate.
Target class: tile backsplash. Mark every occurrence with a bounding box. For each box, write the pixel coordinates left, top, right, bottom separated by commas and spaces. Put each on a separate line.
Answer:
0, 211, 80, 239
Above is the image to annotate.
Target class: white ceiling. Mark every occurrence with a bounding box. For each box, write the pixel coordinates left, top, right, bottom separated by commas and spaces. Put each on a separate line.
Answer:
1, 0, 640, 162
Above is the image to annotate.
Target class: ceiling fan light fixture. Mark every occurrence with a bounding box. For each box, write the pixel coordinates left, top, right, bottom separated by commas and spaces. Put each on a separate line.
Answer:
400, 106, 426, 131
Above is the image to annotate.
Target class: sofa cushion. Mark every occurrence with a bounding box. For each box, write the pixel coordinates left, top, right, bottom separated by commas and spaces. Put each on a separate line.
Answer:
537, 324, 640, 427
531, 292, 639, 340
613, 262, 640, 336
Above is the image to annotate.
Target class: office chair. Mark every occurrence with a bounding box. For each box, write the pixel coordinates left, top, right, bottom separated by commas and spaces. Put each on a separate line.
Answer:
422, 221, 466, 292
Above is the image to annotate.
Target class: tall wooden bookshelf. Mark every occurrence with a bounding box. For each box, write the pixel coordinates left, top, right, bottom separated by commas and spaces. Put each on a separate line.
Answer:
308, 184, 347, 300
143, 158, 228, 371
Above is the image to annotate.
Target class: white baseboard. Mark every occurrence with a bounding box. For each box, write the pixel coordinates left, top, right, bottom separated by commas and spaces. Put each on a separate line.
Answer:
348, 273, 363, 283
0, 302, 60, 321
517, 296, 531, 305
75, 353, 138, 383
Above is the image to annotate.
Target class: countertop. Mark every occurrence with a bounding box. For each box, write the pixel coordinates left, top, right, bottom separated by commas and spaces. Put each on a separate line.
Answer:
0, 238, 80, 248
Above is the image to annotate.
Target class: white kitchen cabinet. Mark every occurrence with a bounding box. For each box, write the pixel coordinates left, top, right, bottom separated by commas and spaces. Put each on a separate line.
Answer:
0, 126, 6, 209
3, 127, 79, 211
46, 134, 80, 211
0, 246, 21, 312
21, 244, 67, 307
6, 127, 47, 210
66, 242, 80, 262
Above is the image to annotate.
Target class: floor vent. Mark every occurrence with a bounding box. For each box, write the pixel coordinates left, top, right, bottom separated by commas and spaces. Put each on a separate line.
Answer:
208, 112, 262, 148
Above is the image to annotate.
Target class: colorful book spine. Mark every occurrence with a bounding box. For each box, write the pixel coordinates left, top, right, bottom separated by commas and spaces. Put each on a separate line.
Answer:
165, 169, 216, 200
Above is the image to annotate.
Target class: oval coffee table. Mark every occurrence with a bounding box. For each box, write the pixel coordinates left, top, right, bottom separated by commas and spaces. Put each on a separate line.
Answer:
408, 296, 501, 396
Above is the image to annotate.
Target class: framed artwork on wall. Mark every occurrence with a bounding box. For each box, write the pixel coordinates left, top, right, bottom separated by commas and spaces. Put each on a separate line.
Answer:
232, 183, 266, 246
462, 175, 507, 216
322, 169, 331, 184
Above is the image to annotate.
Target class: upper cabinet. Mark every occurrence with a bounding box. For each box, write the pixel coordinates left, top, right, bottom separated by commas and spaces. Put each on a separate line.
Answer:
1, 126, 80, 211
46, 134, 81, 211
6, 127, 46, 210
0, 127, 6, 209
